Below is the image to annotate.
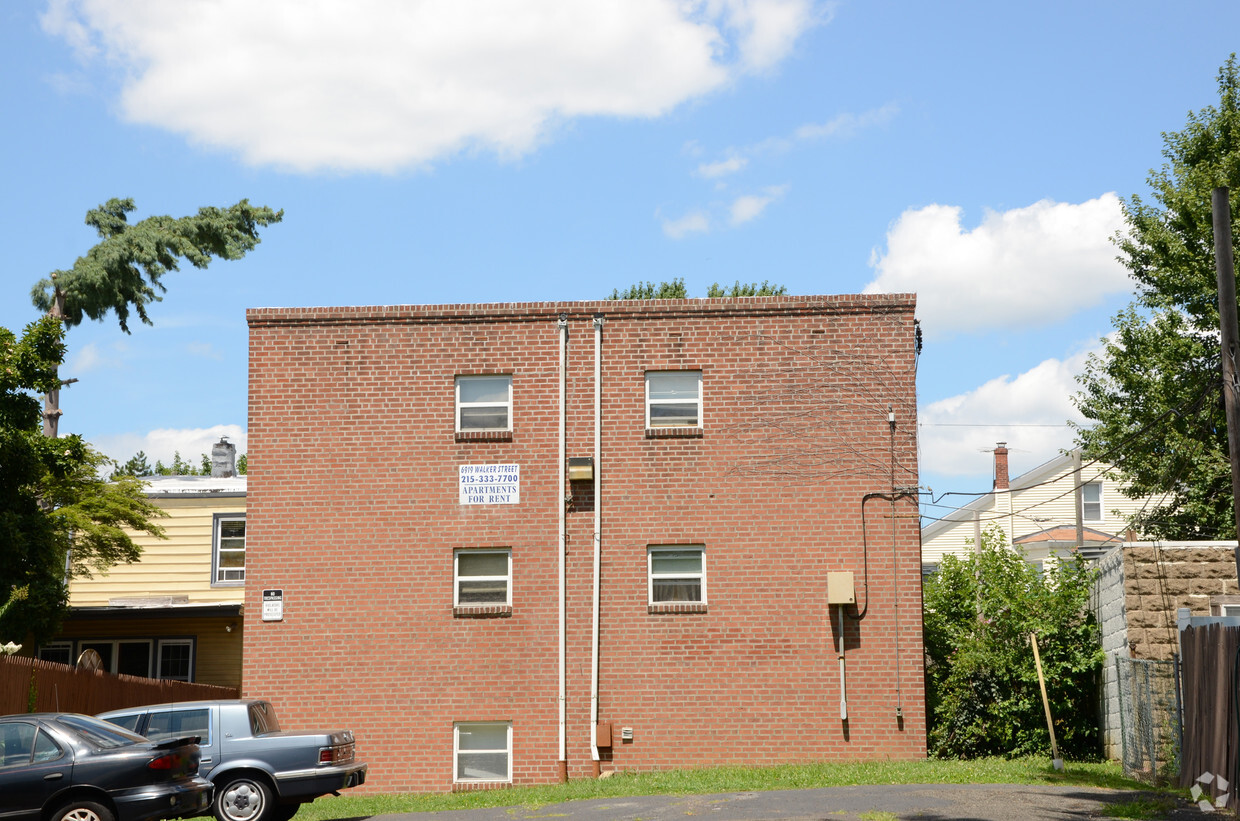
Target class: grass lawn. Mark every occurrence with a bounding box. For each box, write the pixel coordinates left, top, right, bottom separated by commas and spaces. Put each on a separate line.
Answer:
294, 757, 1164, 819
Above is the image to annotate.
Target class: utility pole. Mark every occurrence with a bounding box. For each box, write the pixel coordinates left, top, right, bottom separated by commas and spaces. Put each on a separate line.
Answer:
1211, 187, 1240, 546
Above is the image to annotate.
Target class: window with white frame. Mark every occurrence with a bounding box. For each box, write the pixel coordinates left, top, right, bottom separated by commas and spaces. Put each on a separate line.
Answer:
213, 513, 246, 585
157, 640, 194, 681
454, 722, 511, 783
454, 550, 511, 606
645, 371, 702, 428
37, 642, 73, 666
77, 639, 154, 677
1082, 482, 1102, 521
648, 546, 706, 604
456, 375, 512, 432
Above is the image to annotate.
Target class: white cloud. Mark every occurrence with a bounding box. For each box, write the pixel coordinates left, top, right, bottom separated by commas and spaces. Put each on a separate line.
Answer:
729, 184, 788, 225
91, 425, 247, 469
43, 0, 820, 173
67, 340, 128, 373
697, 155, 748, 179
792, 102, 899, 142
186, 341, 223, 360
918, 347, 1094, 485
660, 209, 711, 238
865, 193, 1131, 341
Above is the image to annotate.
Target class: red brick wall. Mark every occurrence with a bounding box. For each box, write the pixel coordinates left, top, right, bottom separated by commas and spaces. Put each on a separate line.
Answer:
245, 296, 924, 793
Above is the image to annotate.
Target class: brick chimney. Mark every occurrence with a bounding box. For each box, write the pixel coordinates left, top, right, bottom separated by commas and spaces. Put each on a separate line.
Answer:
993, 443, 1009, 490
210, 437, 237, 478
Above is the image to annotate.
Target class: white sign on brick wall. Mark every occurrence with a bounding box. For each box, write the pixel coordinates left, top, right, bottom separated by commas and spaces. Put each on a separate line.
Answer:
459, 464, 520, 505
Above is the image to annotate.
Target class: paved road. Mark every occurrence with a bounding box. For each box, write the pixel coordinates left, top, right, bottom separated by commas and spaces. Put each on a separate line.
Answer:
368, 783, 1207, 820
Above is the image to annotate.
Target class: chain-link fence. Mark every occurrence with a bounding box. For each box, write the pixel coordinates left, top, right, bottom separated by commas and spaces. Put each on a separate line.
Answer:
1115, 655, 1181, 784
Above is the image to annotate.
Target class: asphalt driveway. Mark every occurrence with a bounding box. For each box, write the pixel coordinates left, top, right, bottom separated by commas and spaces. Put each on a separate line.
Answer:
369, 783, 1208, 821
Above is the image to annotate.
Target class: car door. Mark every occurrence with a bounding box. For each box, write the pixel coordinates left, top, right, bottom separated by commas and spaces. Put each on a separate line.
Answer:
145, 706, 216, 775
0, 721, 68, 821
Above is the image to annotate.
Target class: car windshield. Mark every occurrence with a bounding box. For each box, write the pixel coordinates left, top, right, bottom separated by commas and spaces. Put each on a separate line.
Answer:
56, 714, 148, 749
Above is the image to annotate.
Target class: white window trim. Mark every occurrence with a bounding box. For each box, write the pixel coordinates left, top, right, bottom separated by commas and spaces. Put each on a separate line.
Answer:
156, 639, 195, 682
453, 549, 512, 607
455, 375, 513, 433
647, 545, 707, 605
78, 639, 154, 677
37, 641, 74, 666
212, 513, 246, 586
453, 722, 512, 784
1082, 481, 1103, 522
645, 370, 703, 429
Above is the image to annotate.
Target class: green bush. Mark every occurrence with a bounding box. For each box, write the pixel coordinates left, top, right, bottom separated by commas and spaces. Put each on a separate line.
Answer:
923, 527, 1104, 760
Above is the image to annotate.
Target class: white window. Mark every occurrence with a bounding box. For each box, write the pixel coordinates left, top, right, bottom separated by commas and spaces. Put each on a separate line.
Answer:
454, 722, 511, 783
454, 550, 511, 606
1082, 482, 1102, 521
77, 640, 154, 677
456, 375, 512, 432
648, 546, 706, 604
157, 640, 194, 681
37, 642, 73, 666
213, 514, 246, 585
645, 371, 702, 428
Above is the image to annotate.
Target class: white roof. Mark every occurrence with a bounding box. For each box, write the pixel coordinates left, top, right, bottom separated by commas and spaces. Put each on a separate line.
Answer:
140, 475, 247, 495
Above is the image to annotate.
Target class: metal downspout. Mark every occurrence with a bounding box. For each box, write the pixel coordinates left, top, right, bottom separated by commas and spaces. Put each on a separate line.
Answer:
557, 314, 568, 778
590, 315, 603, 767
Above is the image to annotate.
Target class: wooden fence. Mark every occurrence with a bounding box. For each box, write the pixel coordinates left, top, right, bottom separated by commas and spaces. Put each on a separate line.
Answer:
0, 654, 238, 716
1179, 622, 1239, 802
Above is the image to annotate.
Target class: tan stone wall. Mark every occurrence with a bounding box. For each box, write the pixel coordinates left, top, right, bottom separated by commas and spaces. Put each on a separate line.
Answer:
1121, 547, 1240, 660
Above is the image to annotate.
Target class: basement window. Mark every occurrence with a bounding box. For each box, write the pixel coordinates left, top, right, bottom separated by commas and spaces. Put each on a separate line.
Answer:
456, 375, 512, 433
645, 371, 702, 429
454, 722, 511, 784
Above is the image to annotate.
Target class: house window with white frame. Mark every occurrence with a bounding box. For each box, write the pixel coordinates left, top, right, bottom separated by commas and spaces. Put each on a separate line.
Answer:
456, 375, 512, 432
454, 722, 511, 783
157, 639, 194, 681
213, 513, 246, 585
648, 546, 706, 604
645, 371, 702, 428
1082, 482, 1102, 522
454, 550, 511, 606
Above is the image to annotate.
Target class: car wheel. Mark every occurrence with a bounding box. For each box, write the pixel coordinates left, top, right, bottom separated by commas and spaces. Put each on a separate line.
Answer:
214, 775, 274, 821
52, 802, 116, 821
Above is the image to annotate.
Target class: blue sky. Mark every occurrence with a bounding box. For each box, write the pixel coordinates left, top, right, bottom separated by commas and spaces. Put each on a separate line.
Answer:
3, 0, 1239, 518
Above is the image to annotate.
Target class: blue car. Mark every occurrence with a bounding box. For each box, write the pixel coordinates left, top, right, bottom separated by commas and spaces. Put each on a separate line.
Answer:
0, 713, 213, 821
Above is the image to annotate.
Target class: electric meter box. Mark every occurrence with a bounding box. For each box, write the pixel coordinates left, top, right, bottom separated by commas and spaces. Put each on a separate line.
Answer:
827, 571, 855, 605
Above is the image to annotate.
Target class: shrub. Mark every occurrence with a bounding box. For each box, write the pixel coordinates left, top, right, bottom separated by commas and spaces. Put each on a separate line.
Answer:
923, 526, 1104, 759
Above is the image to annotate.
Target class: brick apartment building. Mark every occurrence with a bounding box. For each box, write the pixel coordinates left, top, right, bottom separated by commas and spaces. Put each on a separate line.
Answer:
244, 294, 925, 792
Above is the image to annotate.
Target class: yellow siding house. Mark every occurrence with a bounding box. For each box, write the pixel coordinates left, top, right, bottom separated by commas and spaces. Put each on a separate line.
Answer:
40, 466, 246, 689
922, 444, 1165, 571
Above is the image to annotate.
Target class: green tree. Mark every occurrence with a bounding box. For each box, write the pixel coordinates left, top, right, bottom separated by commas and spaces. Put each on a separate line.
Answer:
1074, 56, 1240, 539
923, 527, 1103, 760
607, 278, 787, 299
110, 450, 152, 479
608, 279, 689, 299
30, 197, 282, 436
0, 317, 165, 643
705, 280, 788, 297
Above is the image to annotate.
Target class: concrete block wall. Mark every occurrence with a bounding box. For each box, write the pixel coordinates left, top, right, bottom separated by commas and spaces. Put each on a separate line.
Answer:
244, 296, 925, 792
1121, 546, 1240, 660
1095, 547, 1127, 760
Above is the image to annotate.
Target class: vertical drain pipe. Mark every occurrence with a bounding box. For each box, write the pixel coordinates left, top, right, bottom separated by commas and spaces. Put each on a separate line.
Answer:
590, 315, 603, 771
557, 314, 568, 780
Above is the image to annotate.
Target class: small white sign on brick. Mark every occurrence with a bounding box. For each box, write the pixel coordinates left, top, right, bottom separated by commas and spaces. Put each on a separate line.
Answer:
459, 464, 520, 505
